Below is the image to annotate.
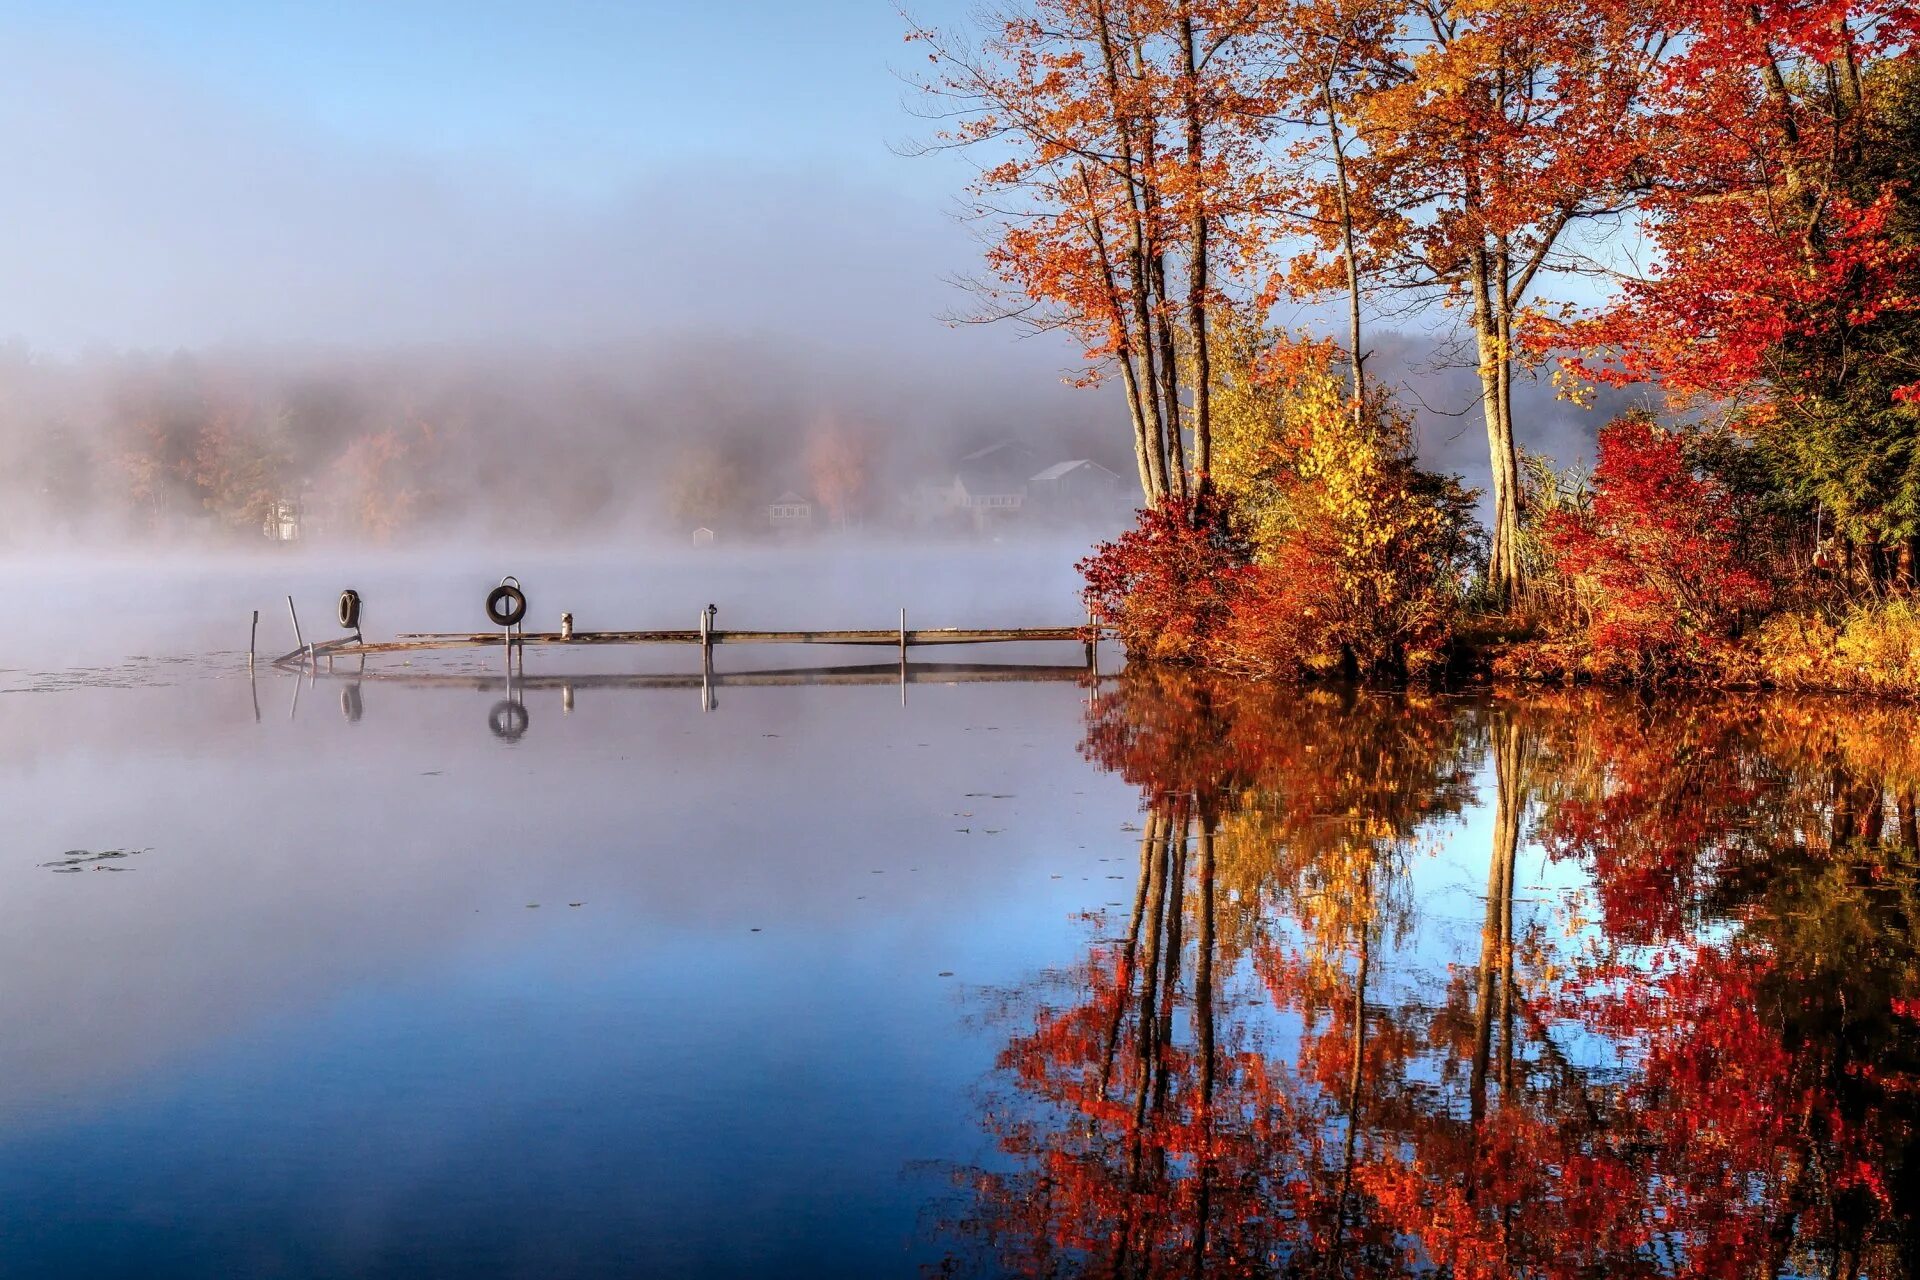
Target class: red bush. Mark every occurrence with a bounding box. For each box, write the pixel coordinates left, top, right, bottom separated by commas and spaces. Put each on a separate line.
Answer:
1543, 415, 1772, 678
1078, 492, 1252, 665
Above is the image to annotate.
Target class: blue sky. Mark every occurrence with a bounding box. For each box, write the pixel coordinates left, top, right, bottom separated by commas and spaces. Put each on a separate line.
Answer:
0, 0, 1033, 353
0, 0, 966, 201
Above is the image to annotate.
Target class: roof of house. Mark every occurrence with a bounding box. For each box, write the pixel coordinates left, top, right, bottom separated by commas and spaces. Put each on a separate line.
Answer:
770, 490, 811, 506
1033, 458, 1133, 483
958, 439, 1038, 465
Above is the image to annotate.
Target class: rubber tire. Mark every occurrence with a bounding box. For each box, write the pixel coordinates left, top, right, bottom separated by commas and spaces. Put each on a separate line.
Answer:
489, 699, 530, 742
485, 584, 527, 627
338, 588, 362, 630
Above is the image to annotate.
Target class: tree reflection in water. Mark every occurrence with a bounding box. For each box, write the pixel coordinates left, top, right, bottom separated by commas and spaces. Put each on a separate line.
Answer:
926, 674, 1920, 1279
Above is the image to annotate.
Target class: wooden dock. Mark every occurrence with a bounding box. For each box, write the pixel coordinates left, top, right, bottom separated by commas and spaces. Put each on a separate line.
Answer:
271, 623, 1097, 669
298, 661, 1096, 690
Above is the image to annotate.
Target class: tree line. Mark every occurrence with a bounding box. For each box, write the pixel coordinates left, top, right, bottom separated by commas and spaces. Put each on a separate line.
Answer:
911, 0, 1920, 686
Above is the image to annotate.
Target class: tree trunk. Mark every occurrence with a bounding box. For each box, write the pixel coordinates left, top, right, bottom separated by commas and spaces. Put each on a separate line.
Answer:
1150, 248, 1190, 507
1080, 166, 1161, 505
1092, 2, 1170, 505
1130, 27, 1185, 508
1190, 817, 1216, 1279
1180, 12, 1213, 490
1472, 252, 1522, 602
1322, 76, 1366, 425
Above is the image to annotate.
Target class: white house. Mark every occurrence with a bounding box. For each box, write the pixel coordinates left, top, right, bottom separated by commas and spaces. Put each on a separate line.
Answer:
263, 498, 301, 543
949, 441, 1038, 531
1027, 459, 1134, 523
767, 490, 814, 534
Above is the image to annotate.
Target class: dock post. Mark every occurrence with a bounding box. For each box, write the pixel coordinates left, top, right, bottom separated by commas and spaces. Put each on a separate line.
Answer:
899, 607, 907, 663
700, 607, 716, 712
286, 596, 309, 668
249, 609, 258, 670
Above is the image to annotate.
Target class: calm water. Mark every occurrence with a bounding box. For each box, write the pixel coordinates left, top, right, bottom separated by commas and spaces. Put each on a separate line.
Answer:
2, 560, 1917, 1277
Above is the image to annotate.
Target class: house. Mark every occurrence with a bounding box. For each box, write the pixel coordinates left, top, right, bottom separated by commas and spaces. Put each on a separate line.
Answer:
949, 441, 1038, 532
692, 526, 716, 546
767, 490, 814, 535
263, 497, 302, 543
1027, 459, 1134, 524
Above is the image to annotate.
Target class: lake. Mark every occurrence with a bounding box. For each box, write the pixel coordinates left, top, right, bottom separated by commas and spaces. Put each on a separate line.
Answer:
1, 550, 1915, 1277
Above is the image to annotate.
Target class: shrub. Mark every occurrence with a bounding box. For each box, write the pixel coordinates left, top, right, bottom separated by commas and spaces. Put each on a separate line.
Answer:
1538, 413, 1772, 681
1078, 491, 1253, 665
1211, 354, 1479, 680
1084, 336, 1479, 681
1217, 413, 1478, 679
1750, 599, 1920, 696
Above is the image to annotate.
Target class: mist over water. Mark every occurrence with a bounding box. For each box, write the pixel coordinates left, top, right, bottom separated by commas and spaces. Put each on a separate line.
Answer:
1, 541, 1098, 679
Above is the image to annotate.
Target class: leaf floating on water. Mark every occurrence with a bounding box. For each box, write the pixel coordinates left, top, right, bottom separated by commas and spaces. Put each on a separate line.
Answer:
568, 902, 583, 908
43, 848, 144, 873
938, 971, 954, 977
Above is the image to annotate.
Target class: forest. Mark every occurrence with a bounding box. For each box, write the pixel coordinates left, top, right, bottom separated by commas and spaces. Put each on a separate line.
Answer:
910, 0, 1920, 692
0, 343, 1120, 546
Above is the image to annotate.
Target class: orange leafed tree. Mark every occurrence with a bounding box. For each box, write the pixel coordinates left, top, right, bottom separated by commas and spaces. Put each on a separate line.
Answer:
1272, 0, 1668, 602
907, 0, 1273, 510
803, 419, 873, 527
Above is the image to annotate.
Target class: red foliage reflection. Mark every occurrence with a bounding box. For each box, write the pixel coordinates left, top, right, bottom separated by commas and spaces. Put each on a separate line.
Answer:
926, 677, 1920, 1278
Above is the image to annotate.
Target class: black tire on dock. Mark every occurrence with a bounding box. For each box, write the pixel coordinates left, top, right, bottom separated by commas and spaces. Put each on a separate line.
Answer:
485, 584, 527, 628
338, 588, 362, 630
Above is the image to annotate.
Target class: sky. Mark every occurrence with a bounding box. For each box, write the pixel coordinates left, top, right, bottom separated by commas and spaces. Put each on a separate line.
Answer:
1, 1, 957, 197
0, 0, 993, 351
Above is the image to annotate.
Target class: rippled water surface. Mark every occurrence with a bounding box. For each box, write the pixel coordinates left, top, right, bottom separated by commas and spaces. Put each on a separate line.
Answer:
3, 554, 1916, 1278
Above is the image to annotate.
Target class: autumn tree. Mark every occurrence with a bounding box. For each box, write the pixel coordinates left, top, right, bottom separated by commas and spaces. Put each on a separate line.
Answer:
1273, 0, 1667, 603
1560, 27, 1920, 586
802, 419, 873, 527
663, 444, 746, 530
190, 403, 292, 534
907, 0, 1272, 509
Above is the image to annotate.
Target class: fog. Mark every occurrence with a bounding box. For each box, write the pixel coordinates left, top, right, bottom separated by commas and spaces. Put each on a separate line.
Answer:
0, 13, 1640, 554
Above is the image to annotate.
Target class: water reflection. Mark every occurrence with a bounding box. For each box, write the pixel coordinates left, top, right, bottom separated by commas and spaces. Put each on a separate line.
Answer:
269, 660, 1096, 742
933, 675, 1920, 1278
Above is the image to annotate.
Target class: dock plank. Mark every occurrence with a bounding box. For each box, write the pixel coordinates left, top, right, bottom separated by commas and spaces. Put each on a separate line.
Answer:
272, 625, 1097, 667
